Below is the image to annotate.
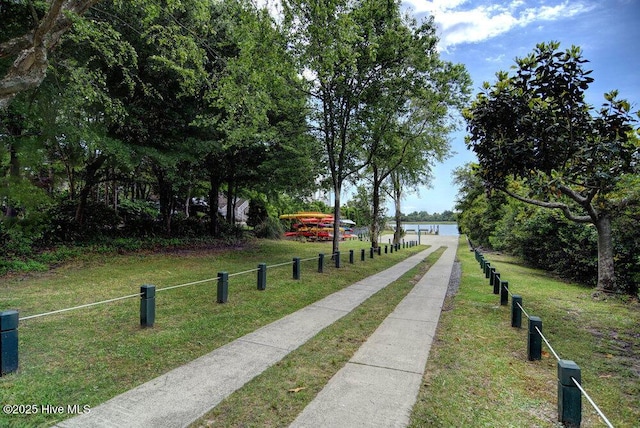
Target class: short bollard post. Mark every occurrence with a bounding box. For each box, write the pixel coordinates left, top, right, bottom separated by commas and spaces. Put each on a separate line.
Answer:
485, 262, 491, 278
489, 267, 496, 285
493, 272, 500, 294
217, 272, 229, 303
370, 247, 374, 258
390, 244, 394, 253
384, 245, 388, 254
0, 310, 19, 375
335, 251, 341, 268
257, 263, 267, 290
528, 316, 543, 361
558, 360, 582, 427
377, 246, 381, 256
293, 257, 301, 280
318, 253, 324, 273
361, 248, 365, 261
349, 249, 354, 264
500, 281, 509, 306
512, 295, 523, 328
140, 285, 156, 328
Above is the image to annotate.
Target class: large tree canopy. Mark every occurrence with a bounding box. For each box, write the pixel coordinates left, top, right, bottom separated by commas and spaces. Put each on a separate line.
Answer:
464, 42, 640, 293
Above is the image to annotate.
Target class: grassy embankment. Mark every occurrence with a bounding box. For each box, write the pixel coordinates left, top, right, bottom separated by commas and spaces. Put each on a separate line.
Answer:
409, 237, 640, 427
0, 238, 426, 427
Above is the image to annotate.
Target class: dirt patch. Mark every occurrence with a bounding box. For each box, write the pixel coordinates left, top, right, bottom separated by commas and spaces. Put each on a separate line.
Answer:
442, 257, 461, 311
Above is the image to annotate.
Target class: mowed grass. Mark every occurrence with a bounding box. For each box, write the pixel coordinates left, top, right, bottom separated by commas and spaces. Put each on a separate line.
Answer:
192, 247, 447, 427
0, 238, 425, 428
409, 237, 640, 427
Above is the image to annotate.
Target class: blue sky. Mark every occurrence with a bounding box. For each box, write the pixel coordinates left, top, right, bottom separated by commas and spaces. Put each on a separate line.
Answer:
395, 0, 640, 214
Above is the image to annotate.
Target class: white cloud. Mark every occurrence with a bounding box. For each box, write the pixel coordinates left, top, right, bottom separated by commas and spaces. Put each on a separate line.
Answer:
403, 0, 595, 50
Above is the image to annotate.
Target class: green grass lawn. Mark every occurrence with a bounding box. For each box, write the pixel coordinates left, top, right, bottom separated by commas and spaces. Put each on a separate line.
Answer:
2, 236, 637, 427
409, 237, 640, 427
0, 238, 425, 428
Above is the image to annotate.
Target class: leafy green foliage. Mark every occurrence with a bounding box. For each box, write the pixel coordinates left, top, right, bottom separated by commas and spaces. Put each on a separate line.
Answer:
464, 42, 640, 293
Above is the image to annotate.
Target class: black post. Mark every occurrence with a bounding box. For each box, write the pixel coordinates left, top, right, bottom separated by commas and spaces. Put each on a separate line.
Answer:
361, 248, 365, 261
0, 310, 19, 375
528, 316, 542, 361
318, 253, 324, 273
512, 295, 523, 328
377, 246, 381, 256
349, 249, 354, 264
293, 257, 301, 280
370, 247, 374, 258
257, 263, 267, 290
217, 272, 229, 303
335, 251, 341, 268
493, 272, 500, 294
385, 245, 388, 254
140, 285, 156, 327
558, 360, 582, 427
500, 281, 509, 306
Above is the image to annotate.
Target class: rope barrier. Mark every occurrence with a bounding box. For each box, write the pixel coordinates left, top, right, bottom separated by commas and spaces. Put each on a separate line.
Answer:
19, 293, 141, 321
156, 275, 221, 292
228, 268, 260, 278
571, 377, 615, 428
267, 260, 295, 269
535, 325, 561, 362
15, 254, 323, 322
516, 301, 530, 319
478, 250, 615, 428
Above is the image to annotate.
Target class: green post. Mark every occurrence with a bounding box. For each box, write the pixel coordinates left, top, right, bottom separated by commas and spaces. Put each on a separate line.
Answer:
217, 272, 229, 303
489, 267, 496, 283
0, 310, 19, 375
484, 262, 491, 278
257, 263, 267, 290
293, 257, 301, 280
140, 285, 156, 328
493, 272, 500, 294
558, 360, 582, 427
512, 295, 523, 328
528, 316, 542, 361
500, 281, 509, 306
318, 253, 324, 273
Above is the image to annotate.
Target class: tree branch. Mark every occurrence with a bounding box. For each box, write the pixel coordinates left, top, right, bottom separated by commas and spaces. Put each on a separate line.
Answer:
501, 188, 593, 223
0, 0, 102, 110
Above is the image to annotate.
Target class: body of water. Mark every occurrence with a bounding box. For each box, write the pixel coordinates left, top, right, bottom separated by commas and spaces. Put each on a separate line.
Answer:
395, 223, 459, 236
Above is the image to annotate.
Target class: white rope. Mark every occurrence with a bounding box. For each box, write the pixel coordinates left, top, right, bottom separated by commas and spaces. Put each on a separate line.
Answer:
571, 377, 615, 428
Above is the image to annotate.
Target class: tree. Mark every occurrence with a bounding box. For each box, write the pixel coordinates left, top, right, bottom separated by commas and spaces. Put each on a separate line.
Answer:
464, 42, 640, 294
283, 0, 462, 254
0, 0, 102, 110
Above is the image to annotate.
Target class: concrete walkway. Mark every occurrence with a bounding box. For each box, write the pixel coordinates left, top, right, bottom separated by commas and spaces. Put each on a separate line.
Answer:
56, 235, 458, 428
291, 236, 457, 427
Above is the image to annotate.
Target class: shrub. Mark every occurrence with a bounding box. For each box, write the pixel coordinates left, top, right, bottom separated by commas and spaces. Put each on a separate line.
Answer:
253, 217, 284, 239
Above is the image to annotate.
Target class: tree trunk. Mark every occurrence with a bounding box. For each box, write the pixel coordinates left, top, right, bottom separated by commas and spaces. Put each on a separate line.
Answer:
594, 213, 617, 293
370, 168, 381, 248
332, 185, 341, 256
74, 154, 106, 225
5, 142, 20, 218
392, 172, 402, 245
209, 173, 221, 237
